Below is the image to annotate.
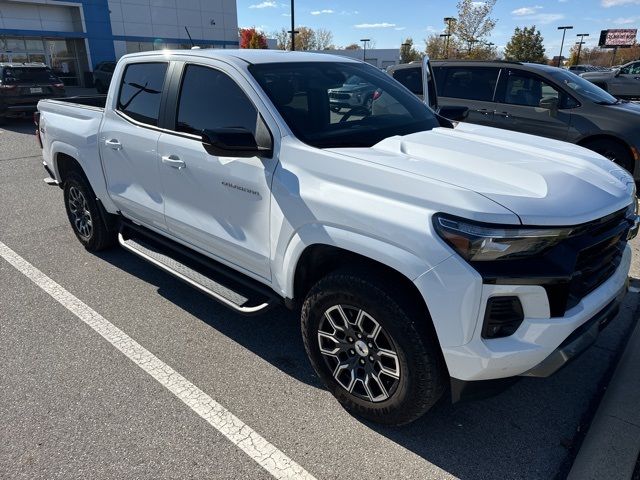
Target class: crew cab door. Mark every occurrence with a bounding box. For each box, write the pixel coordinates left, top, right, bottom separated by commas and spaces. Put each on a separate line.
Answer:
156, 61, 276, 280
492, 69, 570, 140
100, 61, 169, 229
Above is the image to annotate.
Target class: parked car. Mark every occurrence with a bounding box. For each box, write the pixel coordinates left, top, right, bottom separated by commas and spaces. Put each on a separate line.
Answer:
0, 63, 65, 124
92, 61, 116, 94
389, 60, 640, 177
36, 50, 638, 426
568, 65, 609, 73
581, 60, 640, 99
328, 74, 378, 112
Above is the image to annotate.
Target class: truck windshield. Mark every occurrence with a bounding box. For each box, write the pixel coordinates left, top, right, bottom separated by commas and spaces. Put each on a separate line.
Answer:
550, 69, 619, 105
249, 61, 439, 149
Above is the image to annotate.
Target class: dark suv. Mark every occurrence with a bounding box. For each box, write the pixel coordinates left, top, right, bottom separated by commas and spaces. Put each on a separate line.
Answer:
388, 60, 640, 177
0, 63, 65, 124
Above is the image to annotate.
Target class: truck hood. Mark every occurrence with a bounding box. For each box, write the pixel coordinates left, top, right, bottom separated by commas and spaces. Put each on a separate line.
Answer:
328, 123, 634, 226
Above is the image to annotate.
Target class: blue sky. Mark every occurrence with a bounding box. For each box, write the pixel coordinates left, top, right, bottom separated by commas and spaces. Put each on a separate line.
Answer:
237, 0, 640, 55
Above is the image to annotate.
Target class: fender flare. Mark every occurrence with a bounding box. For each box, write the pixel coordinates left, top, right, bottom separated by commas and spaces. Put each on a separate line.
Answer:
275, 223, 439, 299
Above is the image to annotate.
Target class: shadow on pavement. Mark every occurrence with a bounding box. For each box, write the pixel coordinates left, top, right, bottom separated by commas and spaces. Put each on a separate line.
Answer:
94, 246, 637, 480
0, 117, 36, 135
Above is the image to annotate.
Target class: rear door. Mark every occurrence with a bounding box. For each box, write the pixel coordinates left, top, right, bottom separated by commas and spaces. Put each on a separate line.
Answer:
156, 61, 277, 280
435, 65, 501, 127
493, 69, 570, 140
100, 61, 169, 229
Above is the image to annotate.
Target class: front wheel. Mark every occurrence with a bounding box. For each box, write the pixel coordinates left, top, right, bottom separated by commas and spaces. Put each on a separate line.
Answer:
583, 138, 634, 174
301, 271, 446, 426
63, 172, 117, 251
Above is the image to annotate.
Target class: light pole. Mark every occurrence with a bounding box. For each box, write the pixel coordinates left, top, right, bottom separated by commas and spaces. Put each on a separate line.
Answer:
401, 42, 410, 63
575, 33, 589, 65
289, 0, 296, 50
557, 25, 574, 67
360, 38, 370, 62
443, 17, 455, 58
439, 34, 449, 59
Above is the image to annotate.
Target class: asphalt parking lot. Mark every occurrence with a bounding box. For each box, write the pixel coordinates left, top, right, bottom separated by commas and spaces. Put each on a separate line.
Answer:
1, 117, 639, 480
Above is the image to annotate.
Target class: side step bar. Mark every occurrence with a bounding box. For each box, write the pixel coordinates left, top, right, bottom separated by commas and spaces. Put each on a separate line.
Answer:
118, 222, 278, 315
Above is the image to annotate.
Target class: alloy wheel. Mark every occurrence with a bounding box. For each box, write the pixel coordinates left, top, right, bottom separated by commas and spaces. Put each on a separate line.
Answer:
67, 186, 93, 239
317, 305, 401, 403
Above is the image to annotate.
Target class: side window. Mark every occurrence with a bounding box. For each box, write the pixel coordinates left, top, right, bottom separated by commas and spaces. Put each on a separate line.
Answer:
117, 62, 167, 126
440, 67, 499, 101
176, 64, 257, 136
392, 67, 423, 95
503, 72, 559, 107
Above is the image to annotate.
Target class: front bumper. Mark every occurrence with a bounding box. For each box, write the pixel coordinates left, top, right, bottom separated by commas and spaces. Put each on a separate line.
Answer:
414, 243, 632, 382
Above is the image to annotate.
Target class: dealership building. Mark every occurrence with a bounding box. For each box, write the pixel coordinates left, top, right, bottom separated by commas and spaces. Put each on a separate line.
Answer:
0, 0, 239, 86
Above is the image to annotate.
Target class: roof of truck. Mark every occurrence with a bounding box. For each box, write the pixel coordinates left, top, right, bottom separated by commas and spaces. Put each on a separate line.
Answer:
121, 48, 361, 65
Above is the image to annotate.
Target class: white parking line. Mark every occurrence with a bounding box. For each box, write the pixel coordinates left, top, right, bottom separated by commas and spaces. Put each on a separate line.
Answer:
0, 240, 316, 480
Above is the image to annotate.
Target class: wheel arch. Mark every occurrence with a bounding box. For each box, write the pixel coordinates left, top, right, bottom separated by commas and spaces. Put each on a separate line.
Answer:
577, 134, 636, 175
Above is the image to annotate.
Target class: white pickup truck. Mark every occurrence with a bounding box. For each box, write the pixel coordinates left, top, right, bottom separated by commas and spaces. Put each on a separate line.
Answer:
36, 50, 638, 426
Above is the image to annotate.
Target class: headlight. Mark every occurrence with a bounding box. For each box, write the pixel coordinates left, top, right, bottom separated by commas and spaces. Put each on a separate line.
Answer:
433, 214, 574, 262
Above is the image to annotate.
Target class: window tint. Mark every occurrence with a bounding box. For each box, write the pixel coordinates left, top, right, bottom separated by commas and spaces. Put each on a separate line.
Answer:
176, 64, 257, 136
504, 72, 559, 107
621, 62, 640, 75
439, 67, 499, 101
392, 67, 423, 95
117, 62, 167, 126
249, 61, 439, 149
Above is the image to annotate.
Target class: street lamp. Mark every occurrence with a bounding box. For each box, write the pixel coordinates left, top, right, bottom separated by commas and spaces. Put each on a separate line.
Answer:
575, 33, 589, 65
360, 38, 370, 62
557, 25, 574, 67
439, 34, 449, 59
443, 17, 456, 58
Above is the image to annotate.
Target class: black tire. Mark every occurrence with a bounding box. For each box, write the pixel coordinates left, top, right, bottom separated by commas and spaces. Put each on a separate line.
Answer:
583, 138, 634, 173
301, 270, 446, 426
593, 82, 608, 92
63, 172, 117, 251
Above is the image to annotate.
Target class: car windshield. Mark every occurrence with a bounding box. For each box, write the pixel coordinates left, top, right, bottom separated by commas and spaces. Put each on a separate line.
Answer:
249, 61, 439, 149
549, 69, 619, 105
2, 67, 57, 83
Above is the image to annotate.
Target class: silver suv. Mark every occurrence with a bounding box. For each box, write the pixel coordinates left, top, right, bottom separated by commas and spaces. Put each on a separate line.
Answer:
581, 60, 640, 100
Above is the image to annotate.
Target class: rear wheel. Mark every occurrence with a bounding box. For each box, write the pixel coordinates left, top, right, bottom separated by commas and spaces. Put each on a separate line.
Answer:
583, 138, 634, 174
63, 172, 117, 251
301, 270, 446, 426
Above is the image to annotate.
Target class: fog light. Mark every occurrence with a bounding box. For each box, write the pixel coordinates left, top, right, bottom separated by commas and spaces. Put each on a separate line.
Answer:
482, 296, 524, 339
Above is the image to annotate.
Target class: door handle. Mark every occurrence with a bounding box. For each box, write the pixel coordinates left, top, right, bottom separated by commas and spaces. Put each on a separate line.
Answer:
161, 155, 186, 170
105, 138, 122, 150
476, 109, 493, 116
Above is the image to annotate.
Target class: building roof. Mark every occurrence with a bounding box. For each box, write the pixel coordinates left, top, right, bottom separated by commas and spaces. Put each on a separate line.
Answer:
122, 48, 361, 66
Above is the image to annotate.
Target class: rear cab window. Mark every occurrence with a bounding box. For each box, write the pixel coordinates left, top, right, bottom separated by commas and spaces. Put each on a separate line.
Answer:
117, 62, 168, 126
438, 66, 499, 102
392, 67, 423, 95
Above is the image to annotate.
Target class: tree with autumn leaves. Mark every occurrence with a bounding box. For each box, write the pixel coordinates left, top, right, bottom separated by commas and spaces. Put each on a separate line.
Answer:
239, 27, 268, 49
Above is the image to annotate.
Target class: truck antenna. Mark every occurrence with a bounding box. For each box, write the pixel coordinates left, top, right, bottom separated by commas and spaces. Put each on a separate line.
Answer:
184, 27, 197, 48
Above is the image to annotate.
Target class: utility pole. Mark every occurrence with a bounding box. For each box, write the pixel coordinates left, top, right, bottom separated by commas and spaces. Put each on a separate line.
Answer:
575, 33, 589, 65
360, 38, 370, 62
289, 0, 296, 51
557, 25, 574, 67
443, 17, 455, 58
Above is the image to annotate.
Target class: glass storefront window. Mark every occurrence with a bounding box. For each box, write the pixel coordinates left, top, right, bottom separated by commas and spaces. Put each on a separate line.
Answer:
4, 38, 26, 51
25, 39, 44, 52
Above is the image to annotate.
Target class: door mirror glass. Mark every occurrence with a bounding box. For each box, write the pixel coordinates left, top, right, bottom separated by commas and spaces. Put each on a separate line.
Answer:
614, 68, 622, 77
201, 128, 270, 158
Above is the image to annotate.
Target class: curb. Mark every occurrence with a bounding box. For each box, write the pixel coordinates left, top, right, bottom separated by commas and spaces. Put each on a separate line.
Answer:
568, 291, 640, 480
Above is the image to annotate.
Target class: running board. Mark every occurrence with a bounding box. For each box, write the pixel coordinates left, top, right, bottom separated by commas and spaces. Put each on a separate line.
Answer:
118, 224, 277, 315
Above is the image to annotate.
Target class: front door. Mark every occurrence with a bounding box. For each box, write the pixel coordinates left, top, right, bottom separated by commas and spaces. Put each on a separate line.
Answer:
615, 61, 640, 98
157, 62, 276, 280
100, 61, 169, 230
493, 69, 570, 141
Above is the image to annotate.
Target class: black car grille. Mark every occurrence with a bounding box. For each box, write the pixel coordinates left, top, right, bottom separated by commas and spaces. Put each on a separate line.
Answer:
478, 208, 631, 317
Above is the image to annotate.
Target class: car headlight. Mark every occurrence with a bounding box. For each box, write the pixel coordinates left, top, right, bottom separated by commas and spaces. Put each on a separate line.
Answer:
433, 214, 574, 262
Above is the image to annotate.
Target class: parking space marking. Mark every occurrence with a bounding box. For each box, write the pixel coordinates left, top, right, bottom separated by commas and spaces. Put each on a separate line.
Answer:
0, 240, 316, 480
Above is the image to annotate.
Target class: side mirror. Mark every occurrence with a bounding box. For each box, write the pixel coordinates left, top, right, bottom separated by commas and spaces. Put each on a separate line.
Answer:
614, 68, 622, 77
438, 105, 469, 122
201, 126, 272, 158
539, 96, 559, 115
